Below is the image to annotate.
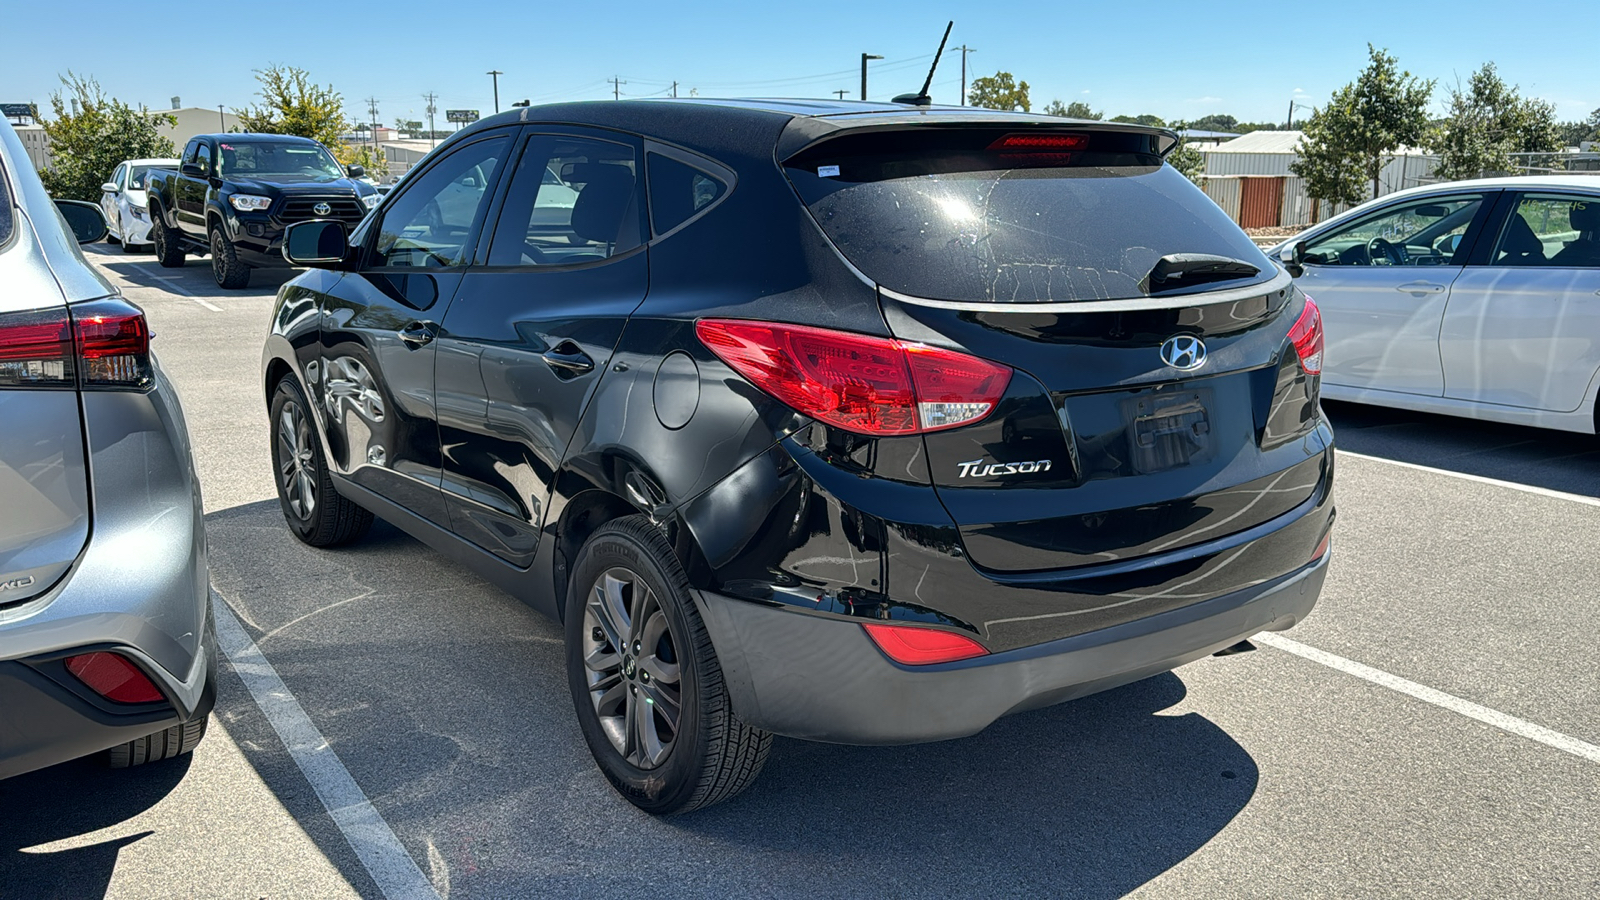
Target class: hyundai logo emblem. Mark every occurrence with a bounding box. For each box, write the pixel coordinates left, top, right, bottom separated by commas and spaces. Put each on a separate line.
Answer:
1160, 335, 1207, 370
313, 202, 331, 216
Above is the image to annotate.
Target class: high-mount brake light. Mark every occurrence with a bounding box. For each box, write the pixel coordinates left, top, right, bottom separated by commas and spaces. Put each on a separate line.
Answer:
1287, 297, 1324, 376
862, 623, 989, 665
64, 652, 165, 704
694, 319, 1011, 436
987, 133, 1090, 152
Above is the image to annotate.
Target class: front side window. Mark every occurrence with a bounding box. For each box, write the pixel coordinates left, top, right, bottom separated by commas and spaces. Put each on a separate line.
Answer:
111, 164, 127, 189
486, 135, 640, 267
372, 135, 510, 268
1491, 195, 1600, 268
195, 143, 212, 174
1303, 195, 1484, 267
647, 152, 727, 236
217, 141, 344, 179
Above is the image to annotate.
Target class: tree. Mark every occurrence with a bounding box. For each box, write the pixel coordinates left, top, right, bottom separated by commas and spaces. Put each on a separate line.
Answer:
967, 72, 1030, 113
1291, 45, 1433, 204
1555, 115, 1598, 148
395, 118, 423, 134
1043, 99, 1100, 120
236, 65, 386, 177
1430, 63, 1560, 180
37, 74, 176, 201
1109, 113, 1167, 128
1164, 121, 1206, 185
1187, 114, 1239, 133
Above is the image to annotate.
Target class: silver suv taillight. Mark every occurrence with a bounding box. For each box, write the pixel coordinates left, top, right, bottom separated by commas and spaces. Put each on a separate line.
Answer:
0, 298, 152, 390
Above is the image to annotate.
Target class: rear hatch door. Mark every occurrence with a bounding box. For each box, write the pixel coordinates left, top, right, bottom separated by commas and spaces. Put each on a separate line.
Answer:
784, 124, 1327, 573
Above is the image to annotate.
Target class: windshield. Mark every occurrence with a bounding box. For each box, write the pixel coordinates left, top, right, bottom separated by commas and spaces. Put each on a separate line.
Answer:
127, 165, 161, 191
217, 141, 344, 178
785, 129, 1274, 304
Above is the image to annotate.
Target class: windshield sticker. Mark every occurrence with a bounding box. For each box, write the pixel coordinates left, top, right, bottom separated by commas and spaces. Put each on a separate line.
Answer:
817, 165, 840, 178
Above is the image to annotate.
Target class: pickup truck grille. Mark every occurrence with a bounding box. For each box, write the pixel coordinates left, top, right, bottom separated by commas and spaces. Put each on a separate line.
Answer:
278, 196, 365, 224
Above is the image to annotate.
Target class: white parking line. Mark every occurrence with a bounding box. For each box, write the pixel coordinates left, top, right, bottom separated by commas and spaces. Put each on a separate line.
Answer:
213, 598, 441, 900
1337, 449, 1600, 508
1254, 632, 1600, 765
128, 267, 223, 311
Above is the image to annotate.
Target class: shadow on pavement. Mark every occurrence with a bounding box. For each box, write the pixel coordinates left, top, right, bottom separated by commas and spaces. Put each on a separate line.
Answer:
0, 756, 189, 899
204, 499, 1260, 898
1324, 400, 1600, 498
82, 242, 296, 297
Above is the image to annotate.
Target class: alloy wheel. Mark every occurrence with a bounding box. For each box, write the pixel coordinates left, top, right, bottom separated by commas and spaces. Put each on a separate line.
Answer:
583, 567, 683, 769
276, 400, 317, 521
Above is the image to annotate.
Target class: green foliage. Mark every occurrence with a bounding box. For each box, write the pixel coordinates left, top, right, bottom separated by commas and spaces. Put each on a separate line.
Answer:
967, 72, 1030, 113
1109, 113, 1167, 128
1043, 99, 1101, 120
1554, 116, 1597, 148
37, 74, 176, 201
1430, 63, 1560, 180
1291, 45, 1434, 204
237, 64, 385, 178
1163, 121, 1206, 185
395, 118, 423, 134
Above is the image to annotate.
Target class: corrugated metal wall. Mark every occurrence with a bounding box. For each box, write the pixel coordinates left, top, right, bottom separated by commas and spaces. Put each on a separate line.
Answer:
1238, 177, 1285, 228
1204, 177, 1241, 222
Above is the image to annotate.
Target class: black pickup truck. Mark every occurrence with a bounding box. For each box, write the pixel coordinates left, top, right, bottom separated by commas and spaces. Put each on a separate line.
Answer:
146, 134, 379, 288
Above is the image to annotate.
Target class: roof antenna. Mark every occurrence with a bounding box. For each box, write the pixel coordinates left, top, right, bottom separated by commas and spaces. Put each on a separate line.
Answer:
893, 21, 953, 106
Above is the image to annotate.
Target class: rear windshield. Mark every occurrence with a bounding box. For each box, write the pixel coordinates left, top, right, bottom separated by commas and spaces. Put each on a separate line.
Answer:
0, 154, 13, 246
785, 129, 1274, 304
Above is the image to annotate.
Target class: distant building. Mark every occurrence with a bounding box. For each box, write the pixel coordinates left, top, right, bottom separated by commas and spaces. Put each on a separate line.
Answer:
381, 139, 438, 181
1199, 130, 1438, 228
148, 106, 242, 149
15, 124, 51, 170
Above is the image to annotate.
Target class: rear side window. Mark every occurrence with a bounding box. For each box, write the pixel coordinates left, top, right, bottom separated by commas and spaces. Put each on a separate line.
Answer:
647, 152, 726, 236
784, 129, 1273, 304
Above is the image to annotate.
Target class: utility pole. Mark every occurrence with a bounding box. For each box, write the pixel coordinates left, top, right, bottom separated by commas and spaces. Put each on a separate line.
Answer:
958, 45, 976, 106
860, 53, 883, 101
424, 92, 438, 149
217, 104, 225, 130
834, 89, 848, 100
1287, 99, 1294, 130
609, 77, 626, 100
365, 96, 380, 151
487, 70, 502, 113
671, 81, 678, 99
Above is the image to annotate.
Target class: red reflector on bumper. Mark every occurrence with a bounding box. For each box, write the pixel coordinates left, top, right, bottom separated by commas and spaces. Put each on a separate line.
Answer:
64, 652, 165, 703
1312, 531, 1332, 561
862, 623, 989, 665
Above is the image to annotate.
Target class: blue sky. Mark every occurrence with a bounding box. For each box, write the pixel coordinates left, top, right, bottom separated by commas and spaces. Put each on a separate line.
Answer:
7, 1, 1597, 127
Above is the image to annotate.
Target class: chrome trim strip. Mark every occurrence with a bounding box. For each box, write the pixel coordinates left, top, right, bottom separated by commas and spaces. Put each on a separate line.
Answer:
877, 267, 1294, 314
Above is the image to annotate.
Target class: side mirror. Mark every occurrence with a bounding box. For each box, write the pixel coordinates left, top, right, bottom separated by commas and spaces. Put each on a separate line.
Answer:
347, 164, 365, 179
102, 182, 120, 194
1278, 240, 1307, 277
283, 220, 350, 267
55, 200, 108, 244
180, 162, 204, 178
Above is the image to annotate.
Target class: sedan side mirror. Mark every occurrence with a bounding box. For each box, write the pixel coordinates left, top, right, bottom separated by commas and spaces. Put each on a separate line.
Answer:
1278, 240, 1307, 277
347, 164, 365, 179
56, 200, 109, 244
102, 182, 120, 194
283, 220, 350, 268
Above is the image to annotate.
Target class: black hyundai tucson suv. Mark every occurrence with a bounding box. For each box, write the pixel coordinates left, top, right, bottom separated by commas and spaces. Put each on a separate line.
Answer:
261, 99, 1334, 814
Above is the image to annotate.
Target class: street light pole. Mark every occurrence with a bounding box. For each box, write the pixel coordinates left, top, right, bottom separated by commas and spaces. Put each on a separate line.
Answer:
488, 70, 503, 114
861, 53, 883, 101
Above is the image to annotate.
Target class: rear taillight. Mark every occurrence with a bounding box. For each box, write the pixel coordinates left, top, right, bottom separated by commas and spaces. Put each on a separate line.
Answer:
862, 623, 989, 665
73, 298, 153, 389
65, 652, 166, 703
0, 307, 74, 387
0, 300, 152, 390
1288, 297, 1323, 376
694, 319, 1012, 436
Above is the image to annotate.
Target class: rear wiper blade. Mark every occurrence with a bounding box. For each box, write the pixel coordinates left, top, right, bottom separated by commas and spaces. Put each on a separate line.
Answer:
1140, 253, 1261, 294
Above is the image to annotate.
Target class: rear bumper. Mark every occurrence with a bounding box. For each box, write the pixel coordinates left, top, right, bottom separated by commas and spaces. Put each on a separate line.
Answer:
698, 551, 1327, 745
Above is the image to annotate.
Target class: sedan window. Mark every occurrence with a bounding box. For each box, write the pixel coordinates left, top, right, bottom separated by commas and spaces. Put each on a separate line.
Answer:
1304, 195, 1483, 267
1490, 195, 1600, 268
486, 135, 640, 267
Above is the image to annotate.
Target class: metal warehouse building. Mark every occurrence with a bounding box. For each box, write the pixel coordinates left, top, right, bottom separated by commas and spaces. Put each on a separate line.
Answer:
1200, 130, 1438, 228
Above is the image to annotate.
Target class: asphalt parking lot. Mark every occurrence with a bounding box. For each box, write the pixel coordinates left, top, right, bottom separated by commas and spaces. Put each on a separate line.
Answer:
2, 244, 1598, 899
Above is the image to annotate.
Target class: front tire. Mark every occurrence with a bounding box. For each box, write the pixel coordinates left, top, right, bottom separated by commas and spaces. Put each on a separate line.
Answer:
151, 209, 186, 268
211, 227, 251, 289
566, 516, 771, 814
270, 376, 373, 547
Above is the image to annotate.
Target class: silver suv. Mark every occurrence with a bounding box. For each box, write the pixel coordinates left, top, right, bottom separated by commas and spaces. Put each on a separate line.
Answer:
0, 118, 212, 778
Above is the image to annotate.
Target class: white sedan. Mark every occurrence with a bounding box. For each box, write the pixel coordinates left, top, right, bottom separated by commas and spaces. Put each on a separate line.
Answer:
99, 158, 179, 251
1272, 175, 1600, 434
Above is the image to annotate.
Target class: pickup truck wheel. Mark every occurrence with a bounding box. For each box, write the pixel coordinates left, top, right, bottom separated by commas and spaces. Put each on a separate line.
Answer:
152, 212, 186, 268
210, 228, 251, 289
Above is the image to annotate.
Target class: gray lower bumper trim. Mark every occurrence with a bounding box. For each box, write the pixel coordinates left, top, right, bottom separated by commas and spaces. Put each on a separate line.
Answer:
697, 555, 1328, 745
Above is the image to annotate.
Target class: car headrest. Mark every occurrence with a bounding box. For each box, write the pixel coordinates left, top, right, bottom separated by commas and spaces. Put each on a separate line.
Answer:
1569, 201, 1600, 233
568, 165, 635, 243
1500, 213, 1545, 257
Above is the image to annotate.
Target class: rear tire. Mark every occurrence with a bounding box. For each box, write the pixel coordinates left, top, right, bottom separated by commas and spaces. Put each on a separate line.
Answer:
566, 516, 771, 814
151, 210, 186, 268
210, 227, 251, 289
105, 230, 120, 245
270, 376, 373, 547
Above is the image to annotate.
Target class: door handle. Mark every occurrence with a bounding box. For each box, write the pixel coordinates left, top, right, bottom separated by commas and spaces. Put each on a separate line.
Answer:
542, 342, 594, 376
397, 320, 436, 348
1396, 281, 1446, 294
